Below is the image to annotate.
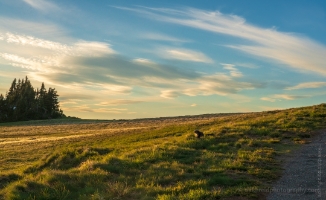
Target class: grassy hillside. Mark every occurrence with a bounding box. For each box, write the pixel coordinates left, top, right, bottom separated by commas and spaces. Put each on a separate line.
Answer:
1, 104, 326, 199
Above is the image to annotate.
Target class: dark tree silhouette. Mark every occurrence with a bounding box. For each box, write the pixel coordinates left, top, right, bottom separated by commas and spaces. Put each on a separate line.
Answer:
0, 77, 65, 122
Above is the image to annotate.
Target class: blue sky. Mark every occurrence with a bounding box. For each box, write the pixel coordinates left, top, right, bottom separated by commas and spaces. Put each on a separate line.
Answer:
0, 0, 326, 119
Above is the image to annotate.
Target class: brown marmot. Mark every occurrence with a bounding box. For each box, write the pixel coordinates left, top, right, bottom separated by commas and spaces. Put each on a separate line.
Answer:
194, 130, 204, 138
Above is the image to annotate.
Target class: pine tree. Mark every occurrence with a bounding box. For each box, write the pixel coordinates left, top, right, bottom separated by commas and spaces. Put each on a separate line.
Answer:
0, 94, 7, 122
37, 82, 48, 119
5, 78, 18, 121
14, 77, 36, 120
46, 88, 56, 118
0, 77, 65, 122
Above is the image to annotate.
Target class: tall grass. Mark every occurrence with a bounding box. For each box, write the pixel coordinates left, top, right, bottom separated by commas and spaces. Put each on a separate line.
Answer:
0, 104, 326, 199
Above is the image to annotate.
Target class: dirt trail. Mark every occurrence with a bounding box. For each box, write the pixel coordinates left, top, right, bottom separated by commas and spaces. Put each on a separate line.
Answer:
267, 130, 326, 200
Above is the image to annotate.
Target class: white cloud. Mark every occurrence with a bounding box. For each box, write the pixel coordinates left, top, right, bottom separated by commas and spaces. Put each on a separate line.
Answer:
2, 32, 115, 56
86, 83, 132, 95
222, 63, 243, 77
235, 63, 260, 69
0, 53, 56, 72
92, 108, 127, 113
160, 72, 261, 99
23, 0, 59, 12
183, 73, 257, 97
124, 7, 326, 76
0, 18, 65, 38
142, 32, 190, 43
60, 101, 78, 105
261, 94, 310, 102
0, 26, 261, 105
0, 32, 116, 76
73, 41, 115, 56
160, 90, 181, 99
5, 32, 70, 53
275, 94, 310, 100
161, 48, 213, 63
285, 82, 326, 90
61, 104, 127, 114
61, 104, 93, 113
97, 100, 143, 106
133, 58, 155, 65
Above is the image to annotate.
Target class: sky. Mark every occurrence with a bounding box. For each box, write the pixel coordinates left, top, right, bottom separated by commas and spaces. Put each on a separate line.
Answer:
0, 0, 326, 119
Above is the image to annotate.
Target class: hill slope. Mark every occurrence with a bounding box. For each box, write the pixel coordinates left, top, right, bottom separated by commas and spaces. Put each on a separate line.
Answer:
1, 104, 326, 199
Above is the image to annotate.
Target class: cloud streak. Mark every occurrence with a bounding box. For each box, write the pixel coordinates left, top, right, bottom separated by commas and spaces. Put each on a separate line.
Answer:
285, 82, 326, 90
97, 100, 143, 106
2, 32, 115, 56
123, 7, 326, 76
0, 15, 265, 115
0, 31, 262, 102
0, 17, 66, 38
222, 64, 243, 77
23, 0, 59, 12
261, 94, 310, 102
160, 47, 213, 63
141, 32, 191, 43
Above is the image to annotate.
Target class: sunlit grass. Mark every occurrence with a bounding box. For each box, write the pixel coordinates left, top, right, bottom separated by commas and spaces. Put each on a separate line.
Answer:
0, 104, 326, 199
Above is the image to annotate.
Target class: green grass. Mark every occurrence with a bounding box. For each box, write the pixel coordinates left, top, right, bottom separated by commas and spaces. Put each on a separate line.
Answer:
1, 104, 326, 199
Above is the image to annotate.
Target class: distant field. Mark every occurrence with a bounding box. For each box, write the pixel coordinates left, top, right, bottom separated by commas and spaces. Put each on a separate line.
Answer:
1, 104, 326, 199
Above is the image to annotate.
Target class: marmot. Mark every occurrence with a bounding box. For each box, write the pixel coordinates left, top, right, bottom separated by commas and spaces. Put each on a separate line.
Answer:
194, 130, 204, 138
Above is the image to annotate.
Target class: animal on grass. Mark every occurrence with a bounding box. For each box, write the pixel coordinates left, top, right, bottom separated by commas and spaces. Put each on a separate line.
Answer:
194, 130, 204, 138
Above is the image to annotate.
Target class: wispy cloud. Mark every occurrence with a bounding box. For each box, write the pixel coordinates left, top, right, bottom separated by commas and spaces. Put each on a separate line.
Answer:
0, 17, 66, 38
160, 90, 182, 99
235, 63, 260, 69
0, 24, 263, 112
285, 82, 326, 90
2, 32, 115, 56
97, 100, 143, 106
160, 47, 213, 63
222, 63, 243, 77
141, 32, 191, 43
0, 32, 116, 76
261, 94, 310, 102
93, 108, 127, 113
275, 94, 310, 100
160, 72, 262, 99
122, 7, 326, 76
5, 32, 70, 53
183, 73, 260, 97
62, 105, 127, 114
23, 0, 59, 12
132, 58, 155, 65
3, 38, 256, 100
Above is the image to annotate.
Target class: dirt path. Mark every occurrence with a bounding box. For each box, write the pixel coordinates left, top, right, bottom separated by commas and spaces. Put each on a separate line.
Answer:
267, 130, 326, 200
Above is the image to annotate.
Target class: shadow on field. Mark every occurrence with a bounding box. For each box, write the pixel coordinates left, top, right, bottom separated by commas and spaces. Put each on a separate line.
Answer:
24, 147, 112, 173
0, 173, 21, 189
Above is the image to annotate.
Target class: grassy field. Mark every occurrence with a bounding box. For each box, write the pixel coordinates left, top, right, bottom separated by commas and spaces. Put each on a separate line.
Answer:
1, 104, 326, 199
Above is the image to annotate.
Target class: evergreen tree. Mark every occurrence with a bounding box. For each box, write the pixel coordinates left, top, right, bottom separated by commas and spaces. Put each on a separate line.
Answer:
14, 77, 36, 120
5, 78, 18, 121
0, 77, 65, 122
36, 82, 48, 119
0, 94, 7, 121
46, 88, 60, 118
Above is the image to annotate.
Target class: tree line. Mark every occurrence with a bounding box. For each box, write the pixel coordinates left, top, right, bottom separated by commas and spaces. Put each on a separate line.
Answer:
0, 77, 65, 122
